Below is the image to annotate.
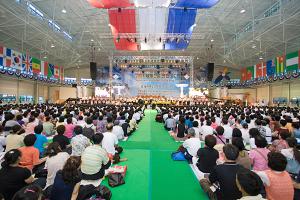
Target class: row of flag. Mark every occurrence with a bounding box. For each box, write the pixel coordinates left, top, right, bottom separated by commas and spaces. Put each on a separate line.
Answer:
241, 50, 300, 81
87, 0, 219, 51
0, 46, 64, 80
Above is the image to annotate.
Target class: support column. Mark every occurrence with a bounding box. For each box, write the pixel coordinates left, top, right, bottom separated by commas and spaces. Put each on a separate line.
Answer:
268, 84, 272, 106
109, 56, 113, 102
34, 80, 39, 104
190, 58, 194, 88
16, 78, 20, 104
288, 82, 291, 106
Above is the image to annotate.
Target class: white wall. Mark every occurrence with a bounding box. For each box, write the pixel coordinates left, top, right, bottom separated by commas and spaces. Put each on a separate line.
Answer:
0, 75, 94, 103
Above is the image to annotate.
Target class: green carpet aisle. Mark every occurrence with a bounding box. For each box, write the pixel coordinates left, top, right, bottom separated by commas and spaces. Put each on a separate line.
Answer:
103, 110, 208, 200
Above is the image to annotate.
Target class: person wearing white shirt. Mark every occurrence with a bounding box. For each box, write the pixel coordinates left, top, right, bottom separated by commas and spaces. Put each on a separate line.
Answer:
133, 112, 141, 123
182, 128, 201, 163
240, 123, 250, 144
262, 120, 272, 144
192, 121, 201, 139
215, 114, 222, 126
102, 123, 122, 158
200, 120, 214, 140
112, 120, 124, 140
222, 118, 233, 143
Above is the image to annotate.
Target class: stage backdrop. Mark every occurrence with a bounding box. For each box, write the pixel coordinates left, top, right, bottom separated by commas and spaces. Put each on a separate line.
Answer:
96, 65, 190, 97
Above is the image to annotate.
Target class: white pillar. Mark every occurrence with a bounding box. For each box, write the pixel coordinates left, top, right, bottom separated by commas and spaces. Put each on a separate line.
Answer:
176, 84, 189, 98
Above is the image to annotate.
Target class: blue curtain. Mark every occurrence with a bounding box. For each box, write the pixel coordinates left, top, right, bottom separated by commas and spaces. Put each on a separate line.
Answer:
165, 8, 197, 50
173, 0, 219, 9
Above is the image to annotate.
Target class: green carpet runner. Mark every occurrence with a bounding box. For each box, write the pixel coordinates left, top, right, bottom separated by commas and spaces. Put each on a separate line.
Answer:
103, 109, 208, 200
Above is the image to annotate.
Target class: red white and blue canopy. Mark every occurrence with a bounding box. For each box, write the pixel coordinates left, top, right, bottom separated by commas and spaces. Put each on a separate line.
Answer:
87, 0, 219, 51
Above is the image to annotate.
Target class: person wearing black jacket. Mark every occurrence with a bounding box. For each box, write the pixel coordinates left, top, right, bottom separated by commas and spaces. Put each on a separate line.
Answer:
200, 144, 244, 200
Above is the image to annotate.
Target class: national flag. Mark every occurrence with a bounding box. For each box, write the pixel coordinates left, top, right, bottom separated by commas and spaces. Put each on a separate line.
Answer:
48, 63, 54, 78
266, 59, 275, 76
12, 50, 22, 70
285, 51, 299, 72
60, 66, 64, 80
246, 66, 255, 80
41, 61, 48, 76
32, 57, 41, 74
275, 55, 284, 74
22, 54, 32, 72
241, 68, 247, 81
54, 65, 60, 78
255, 62, 267, 78
0, 46, 12, 67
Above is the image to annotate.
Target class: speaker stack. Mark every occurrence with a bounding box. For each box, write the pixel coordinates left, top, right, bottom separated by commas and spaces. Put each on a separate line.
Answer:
207, 63, 214, 81
90, 62, 97, 80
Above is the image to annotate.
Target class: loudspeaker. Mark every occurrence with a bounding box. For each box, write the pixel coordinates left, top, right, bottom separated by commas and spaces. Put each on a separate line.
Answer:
90, 62, 97, 80
207, 63, 214, 81
72, 84, 77, 88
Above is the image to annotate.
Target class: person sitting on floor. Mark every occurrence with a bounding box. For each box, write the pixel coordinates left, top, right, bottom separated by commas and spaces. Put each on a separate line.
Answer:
33, 125, 48, 157
102, 123, 123, 163
165, 114, 176, 131
181, 128, 201, 163
196, 135, 219, 173
171, 116, 186, 141
53, 125, 70, 151
71, 126, 91, 157
19, 134, 47, 171
5, 125, 25, 152
236, 168, 266, 200
50, 156, 82, 200
255, 152, 294, 200
112, 120, 125, 140
0, 149, 35, 200
249, 136, 270, 171
200, 144, 243, 200
80, 133, 111, 187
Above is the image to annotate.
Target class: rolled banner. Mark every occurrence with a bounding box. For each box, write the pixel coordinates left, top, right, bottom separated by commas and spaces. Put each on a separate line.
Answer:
292, 71, 300, 78
0, 68, 6, 74
7, 69, 15, 75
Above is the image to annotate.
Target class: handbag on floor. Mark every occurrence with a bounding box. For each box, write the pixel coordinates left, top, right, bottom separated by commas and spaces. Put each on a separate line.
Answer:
108, 173, 125, 187
171, 151, 186, 161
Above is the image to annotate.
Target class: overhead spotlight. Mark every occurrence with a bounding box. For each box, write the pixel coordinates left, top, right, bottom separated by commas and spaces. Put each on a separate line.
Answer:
259, 56, 263, 60
223, 59, 226, 63
43, 56, 47, 59
252, 45, 256, 49
196, 57, 199, 60
211, 39, 214, 42
50, 44, 55, 48
91, 39, 94, 42
118, 8, 122, 12
62, 8, 67, 13
240, 9, 246, 14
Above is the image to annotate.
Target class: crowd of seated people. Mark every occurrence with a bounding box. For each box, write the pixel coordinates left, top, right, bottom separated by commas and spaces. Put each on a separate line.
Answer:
157, 104, 300, 200
0, 103, 144, 200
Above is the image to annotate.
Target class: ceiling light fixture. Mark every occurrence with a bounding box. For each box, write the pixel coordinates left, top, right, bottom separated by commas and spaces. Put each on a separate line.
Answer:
43, 56, 47, 59
211, 39, 214, 42
252, 45, 256, 48
91, 39, 94, 42
62, 8, 67, 13
240, 9, 246, 14
259, 56, 263, 60
50, 44, 55, 48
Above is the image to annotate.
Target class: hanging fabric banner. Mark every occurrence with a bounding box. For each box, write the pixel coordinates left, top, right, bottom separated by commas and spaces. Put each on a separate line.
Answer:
165, 8, 197, 50
172, 0, 220, 9
139, 8, 168, 50
87, 0, 132, 9
108, 9, 138, 51
134, 0, 171, 7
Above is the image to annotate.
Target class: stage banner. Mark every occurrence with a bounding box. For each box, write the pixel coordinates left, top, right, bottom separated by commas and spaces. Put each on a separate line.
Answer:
96, 65, 190, 97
